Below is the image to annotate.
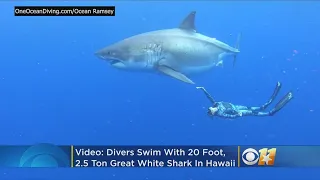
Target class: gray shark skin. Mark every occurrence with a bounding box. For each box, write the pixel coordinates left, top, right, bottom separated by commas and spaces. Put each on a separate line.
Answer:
95, 11, 240, 84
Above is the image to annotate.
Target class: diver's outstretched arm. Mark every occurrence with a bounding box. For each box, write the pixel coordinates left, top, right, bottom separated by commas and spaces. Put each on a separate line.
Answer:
196, 87, 216, 104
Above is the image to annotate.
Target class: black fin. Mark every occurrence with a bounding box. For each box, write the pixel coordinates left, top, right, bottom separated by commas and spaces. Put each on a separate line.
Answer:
233, 33, 242, 67
270, 82, 282, 100
235, 32, 241, 50
233, 55, 237, 67
261, 82, 282, 110
179, 11, 196, 32
270, 92, 293, 115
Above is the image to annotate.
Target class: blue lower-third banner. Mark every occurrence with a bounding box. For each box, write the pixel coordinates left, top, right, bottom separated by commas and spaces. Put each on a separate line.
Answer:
1, 144, 320, 167
0, 144, 71, 167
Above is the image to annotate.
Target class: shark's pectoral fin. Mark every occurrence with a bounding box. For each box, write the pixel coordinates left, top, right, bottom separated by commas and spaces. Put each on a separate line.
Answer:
157, 65, 195, 84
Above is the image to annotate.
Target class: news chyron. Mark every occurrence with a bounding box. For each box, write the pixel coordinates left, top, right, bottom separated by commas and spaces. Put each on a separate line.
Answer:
72, 146, 238, 168
14, 6, 115, 16
2, 144, 320, 168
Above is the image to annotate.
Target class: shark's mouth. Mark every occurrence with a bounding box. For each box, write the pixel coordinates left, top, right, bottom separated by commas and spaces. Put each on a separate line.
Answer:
110, 60, 121, 65
109, 60, 126, 68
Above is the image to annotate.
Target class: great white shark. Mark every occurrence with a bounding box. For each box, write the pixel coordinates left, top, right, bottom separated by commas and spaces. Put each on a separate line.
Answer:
95, 11, 241, 84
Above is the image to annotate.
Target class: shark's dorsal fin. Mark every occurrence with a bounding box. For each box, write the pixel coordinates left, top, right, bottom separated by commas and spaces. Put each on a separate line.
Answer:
179, 11, 196, 32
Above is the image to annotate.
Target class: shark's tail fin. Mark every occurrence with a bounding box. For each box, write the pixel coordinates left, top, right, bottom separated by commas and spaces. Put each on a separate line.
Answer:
233, 32, 241, 67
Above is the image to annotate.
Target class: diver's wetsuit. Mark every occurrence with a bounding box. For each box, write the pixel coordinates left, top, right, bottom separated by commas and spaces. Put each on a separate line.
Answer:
198, 82, 293, 119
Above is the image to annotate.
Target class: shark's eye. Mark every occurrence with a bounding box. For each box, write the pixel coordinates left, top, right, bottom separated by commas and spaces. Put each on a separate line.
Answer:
107, 51, 111, 55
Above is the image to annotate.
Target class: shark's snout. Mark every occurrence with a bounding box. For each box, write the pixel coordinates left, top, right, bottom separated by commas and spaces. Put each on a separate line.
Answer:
95, 48, 121, 62
94, 51, 106, 60
95, 50, 126, 69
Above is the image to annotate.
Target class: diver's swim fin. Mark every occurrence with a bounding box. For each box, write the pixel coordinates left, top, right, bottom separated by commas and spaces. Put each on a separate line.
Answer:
270, 91, 293, 115
270, 82, 282, 100
261, 82, 282, 110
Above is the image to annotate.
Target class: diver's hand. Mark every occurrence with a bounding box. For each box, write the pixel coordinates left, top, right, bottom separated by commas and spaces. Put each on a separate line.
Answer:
238, 112, 243, 117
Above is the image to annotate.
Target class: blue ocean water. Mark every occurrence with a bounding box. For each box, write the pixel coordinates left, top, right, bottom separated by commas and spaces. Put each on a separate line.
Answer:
1, 1, 320, 179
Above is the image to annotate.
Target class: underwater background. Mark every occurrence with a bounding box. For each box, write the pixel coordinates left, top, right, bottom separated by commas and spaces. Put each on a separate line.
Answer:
1, 1, 320, 180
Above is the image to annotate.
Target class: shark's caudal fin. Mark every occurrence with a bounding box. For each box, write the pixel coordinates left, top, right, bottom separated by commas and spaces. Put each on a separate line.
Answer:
233, 33, 242, 67
179, 11, 197, 32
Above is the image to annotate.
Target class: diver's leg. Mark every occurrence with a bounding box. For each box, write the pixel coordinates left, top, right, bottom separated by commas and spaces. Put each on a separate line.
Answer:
269, 91, 293, 115
235, 105, 249, 110
253, 111, 271, 116
237, 109, 271, 117
237, 105, 264, 113
260, 82, 282, 110
249, 106, 263, 111
238, 110, 253, 116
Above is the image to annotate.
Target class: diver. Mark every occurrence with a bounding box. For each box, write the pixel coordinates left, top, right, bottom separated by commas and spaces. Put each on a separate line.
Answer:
196, 82, 293, 119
